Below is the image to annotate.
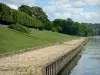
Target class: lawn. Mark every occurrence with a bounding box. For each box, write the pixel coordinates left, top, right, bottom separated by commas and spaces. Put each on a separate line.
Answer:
30, 29, 80, 43
0, 27, 80, 53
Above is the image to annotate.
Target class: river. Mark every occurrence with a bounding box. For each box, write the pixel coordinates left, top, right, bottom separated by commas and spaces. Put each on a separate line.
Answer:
58, 36, 100, 75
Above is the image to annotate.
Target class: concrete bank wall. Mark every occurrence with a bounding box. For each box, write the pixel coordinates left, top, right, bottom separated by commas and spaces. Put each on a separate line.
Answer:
42, 39, 87, 75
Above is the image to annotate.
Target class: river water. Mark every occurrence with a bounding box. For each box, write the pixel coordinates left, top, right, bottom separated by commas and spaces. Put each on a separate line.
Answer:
58, 36, 100, 75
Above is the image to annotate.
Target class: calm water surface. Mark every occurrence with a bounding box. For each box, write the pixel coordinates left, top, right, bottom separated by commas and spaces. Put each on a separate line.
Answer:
59, 36, 100, 75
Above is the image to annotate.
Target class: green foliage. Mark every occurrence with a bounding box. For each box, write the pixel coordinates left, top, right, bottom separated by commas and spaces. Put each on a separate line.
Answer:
31, 6, 50, 27
79, 23, 88, 36
9, 23, 30, 34
87, 23, 100, 35
18, 5, 32, 16
88, 28, 96, 36
0, 3, 13, 24
0, 3, 43, 28
74, 22, 80, 35
52, 19, 62, 32
52, 18, 77, 35
0, 3, 94, 37
18, 5, 50, 30
52, 18, 89, 36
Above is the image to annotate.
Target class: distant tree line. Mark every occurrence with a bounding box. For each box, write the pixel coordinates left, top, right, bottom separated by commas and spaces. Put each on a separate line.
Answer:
51, 19, 89, 36
0, 3, 98, 36
87, 23, 100, 35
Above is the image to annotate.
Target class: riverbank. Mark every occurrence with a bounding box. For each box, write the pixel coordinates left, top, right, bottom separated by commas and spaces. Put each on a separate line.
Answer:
68, 36, 100, 75
0, 26, 80, 53
0, 38, 87, 75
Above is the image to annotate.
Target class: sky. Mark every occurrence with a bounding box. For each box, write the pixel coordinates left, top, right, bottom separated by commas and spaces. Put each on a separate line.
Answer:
0, 0, 100, 23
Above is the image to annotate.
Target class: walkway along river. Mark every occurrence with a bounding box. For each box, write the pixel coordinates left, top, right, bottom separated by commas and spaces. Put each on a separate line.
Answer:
0, 38, 86, 75
58, 36, 100, 75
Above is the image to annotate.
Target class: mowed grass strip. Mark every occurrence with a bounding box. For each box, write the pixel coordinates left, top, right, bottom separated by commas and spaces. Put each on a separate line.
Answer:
0, 27, 80, 53
30, 29, 80, 43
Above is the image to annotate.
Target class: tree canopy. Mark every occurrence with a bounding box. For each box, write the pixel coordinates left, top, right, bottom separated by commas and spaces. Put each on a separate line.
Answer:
0, 3, 43, 28
18, 5, 32, 16
18, 5, 51, 30
0, 3, 98, 36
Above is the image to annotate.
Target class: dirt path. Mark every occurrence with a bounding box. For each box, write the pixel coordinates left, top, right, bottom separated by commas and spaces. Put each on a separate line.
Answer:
0, 38, 86, 75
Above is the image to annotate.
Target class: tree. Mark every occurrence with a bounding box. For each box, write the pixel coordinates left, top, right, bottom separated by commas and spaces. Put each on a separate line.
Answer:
0, 3, 43, 28
31, 6, 51, 30
19, 5, 51, 30
59, 18, 75, 35
0, 3, 13, 24
52, 18, 89, 36
52, 19, 63, 32
79, 23, 88, 36
52, 18, 77, 35
18, 5, 32, 16
87, 23, 100, 35
73, 22, 80, 35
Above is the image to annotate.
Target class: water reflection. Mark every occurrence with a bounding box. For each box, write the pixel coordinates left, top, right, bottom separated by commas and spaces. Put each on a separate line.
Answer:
58, 51, 82, 75
58, 36, 100, 75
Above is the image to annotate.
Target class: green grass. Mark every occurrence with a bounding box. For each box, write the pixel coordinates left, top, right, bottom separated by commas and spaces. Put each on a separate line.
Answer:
0, 27, 80, 53
29, 29, 80, 43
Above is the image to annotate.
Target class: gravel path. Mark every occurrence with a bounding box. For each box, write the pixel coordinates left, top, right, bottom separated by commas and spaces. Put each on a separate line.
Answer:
0, 38, 86, 75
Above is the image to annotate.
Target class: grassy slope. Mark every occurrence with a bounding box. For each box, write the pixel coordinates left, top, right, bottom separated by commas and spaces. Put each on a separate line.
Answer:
0, 27, 80, 53
30, 29, 80, 43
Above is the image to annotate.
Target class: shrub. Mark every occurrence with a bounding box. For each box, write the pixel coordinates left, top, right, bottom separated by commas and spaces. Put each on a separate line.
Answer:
9, 23, 31, 34
0, 3, 43, 28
